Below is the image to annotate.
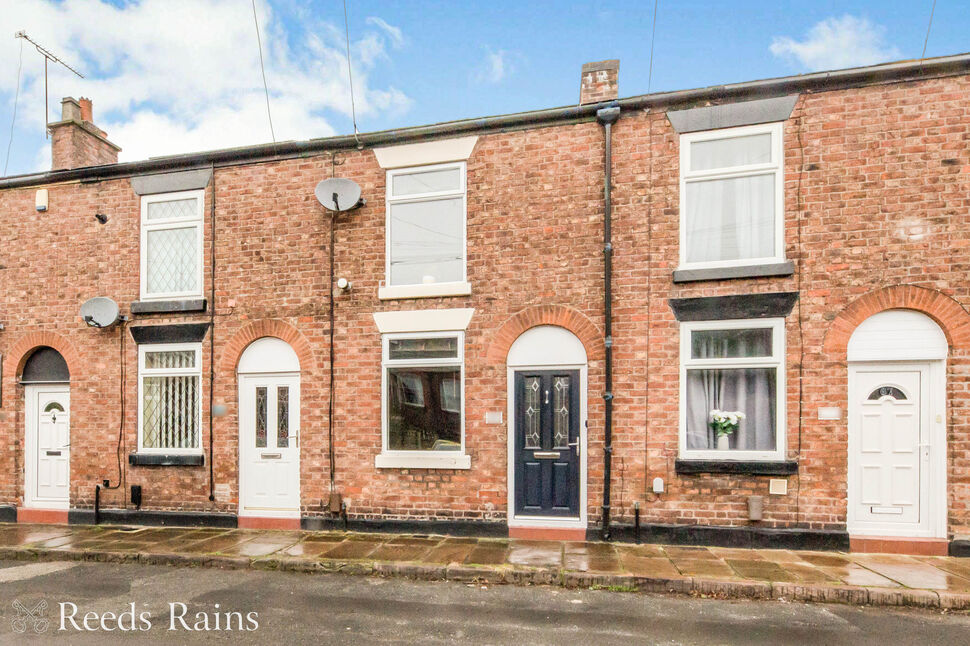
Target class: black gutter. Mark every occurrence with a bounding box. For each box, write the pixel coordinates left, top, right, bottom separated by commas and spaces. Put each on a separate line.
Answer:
597, 103, 620, 541
1, 53, 968, 190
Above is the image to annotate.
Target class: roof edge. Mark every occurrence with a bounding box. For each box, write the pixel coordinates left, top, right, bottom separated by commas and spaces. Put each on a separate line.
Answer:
2, 52, 968, 190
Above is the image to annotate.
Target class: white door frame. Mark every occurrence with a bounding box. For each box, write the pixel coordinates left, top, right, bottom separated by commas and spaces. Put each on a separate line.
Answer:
24, 385, 70, 510
237, 372, 301, 519
847, 360, 947, 538
506, 363, 588, 531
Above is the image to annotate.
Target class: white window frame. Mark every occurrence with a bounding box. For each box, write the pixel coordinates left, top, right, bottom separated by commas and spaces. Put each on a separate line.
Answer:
678, 122, 785, 271
678, 318, 786, 461
377, 331, 470, 469
137, 342, 203, 455
380, 162, 471, 300
140, 189, 205, 301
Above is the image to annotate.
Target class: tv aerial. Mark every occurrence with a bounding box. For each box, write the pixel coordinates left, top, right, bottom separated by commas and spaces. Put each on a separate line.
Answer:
80, 297, 121, 328
14, 31, 84, 139
314, 177, 364, 212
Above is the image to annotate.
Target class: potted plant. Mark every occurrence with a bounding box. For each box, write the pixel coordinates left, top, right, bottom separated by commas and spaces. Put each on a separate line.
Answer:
709, 409, 745, 450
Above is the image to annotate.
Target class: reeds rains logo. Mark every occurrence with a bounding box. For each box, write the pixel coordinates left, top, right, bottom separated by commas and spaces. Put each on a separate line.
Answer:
11, 599, 259, 633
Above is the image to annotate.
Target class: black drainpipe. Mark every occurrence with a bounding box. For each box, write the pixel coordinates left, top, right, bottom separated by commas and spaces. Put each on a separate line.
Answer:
597, 103, 620, 541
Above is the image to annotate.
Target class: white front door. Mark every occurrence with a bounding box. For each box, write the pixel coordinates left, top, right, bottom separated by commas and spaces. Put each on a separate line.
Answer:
848, 363, 942, 537
25, 386, 70, 509
238, 374, 300, 518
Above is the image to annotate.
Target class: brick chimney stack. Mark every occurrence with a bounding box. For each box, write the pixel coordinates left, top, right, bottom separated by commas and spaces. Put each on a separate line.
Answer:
49, 96, 121, 170
580, 60, 619, 104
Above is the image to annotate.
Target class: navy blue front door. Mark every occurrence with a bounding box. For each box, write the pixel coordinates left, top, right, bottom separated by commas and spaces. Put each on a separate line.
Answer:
514, 370, 580, 517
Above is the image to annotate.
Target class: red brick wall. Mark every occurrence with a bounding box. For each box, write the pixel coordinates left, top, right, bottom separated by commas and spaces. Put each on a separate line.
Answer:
2, 70, 969, 536
50, 123, 119, 170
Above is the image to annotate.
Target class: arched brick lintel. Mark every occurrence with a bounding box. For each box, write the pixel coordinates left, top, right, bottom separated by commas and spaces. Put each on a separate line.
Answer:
219, 320, 317, 375
823, 285, 970, 356
4, 331, 82, 380
485, 305, 604, 365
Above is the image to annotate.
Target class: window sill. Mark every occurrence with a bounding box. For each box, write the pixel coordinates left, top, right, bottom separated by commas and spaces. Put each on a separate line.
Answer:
128, 453, 205, 467
675, 459, 797, 476
378, 281, 472, 301
375, 452, 471, 470
131, 298, 207, 315
672, 261, 795, 284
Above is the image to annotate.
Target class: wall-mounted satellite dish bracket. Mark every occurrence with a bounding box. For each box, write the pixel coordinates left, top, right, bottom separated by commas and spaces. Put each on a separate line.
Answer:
314, 177, 364, 212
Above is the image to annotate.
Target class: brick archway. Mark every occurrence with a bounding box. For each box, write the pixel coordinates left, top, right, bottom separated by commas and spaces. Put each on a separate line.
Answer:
486, 305, 603, 364
823, 285, 970, 356
220, 320, 317, 374
4, 331, 82, 380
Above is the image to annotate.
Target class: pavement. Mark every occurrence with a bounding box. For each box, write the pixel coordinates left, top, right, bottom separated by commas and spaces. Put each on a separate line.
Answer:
2, 523, 970, 611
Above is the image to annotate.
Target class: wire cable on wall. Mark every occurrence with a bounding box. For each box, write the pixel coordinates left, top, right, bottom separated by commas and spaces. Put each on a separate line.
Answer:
343, 0, 361, 146
251, 0, 276, 143
3, 36, 24, 176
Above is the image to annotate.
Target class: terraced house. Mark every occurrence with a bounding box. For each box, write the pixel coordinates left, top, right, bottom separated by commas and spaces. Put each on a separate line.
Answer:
1, 53, 969, 556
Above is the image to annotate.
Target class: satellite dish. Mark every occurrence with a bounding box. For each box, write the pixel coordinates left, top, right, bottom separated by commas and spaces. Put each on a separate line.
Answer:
80, 297, 120, 328
315, 177, 363, 212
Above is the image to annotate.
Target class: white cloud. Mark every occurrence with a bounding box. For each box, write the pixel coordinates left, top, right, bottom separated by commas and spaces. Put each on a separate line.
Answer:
365, 17, 404, 49
770, 15, 901, 71
474, 48, 512, 84
0, 0, 411, 165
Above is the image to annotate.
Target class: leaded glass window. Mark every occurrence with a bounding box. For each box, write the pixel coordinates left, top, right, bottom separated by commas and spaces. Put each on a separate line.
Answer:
553, 376, 570, 448
141, 191, 203, 300
139, 344, 202, 452
277, 386, 289, 448
523, 377, 541, 449
255, 386, 267, 448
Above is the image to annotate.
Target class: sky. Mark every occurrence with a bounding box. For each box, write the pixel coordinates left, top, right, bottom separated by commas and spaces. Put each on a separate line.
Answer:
0, 1, 965, 177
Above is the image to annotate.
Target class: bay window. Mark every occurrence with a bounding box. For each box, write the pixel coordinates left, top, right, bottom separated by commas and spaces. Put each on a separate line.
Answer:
680, 318, 785, 461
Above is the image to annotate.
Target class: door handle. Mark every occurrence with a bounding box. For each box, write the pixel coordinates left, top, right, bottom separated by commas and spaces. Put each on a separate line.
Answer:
568, 439, 580, 458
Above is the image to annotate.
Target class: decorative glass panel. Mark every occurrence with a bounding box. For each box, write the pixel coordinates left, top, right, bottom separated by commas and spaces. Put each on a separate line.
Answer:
277, 386, 289, 448
144, 350, 196, 369
142, 375, 199, 449
43, 402, 65, 413
691, 328, 773, 359
690, 133, 772, 171
684, 173, 775, 264
387, 367, 461, 451
388, 336, 458, 361
255, 386, 267, 448
146, 227, 198, 294
147, 198, 198, 221
524, 377, 541, 449
868, 386, 907, 401
389, 197, 463, 286
553, 376, 570, 448
392, 167, 461, 196
685, 367, 776, 451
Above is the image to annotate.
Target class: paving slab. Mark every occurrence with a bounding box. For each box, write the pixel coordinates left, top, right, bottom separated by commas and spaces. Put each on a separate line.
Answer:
2, 523, 970, 610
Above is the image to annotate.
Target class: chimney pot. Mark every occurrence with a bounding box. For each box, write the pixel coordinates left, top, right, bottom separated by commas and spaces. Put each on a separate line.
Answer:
580, 59, 619, 104
60, 97, 82, 122
79, 97, 93, 122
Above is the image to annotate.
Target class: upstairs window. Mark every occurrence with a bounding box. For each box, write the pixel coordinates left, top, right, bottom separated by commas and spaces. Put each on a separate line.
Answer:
679, 123, 784, 269
140, 190, 204, 300
385, 162, 466, 289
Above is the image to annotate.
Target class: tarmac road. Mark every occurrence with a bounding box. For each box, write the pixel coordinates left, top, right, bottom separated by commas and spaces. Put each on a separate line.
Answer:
0, 559, 968, 645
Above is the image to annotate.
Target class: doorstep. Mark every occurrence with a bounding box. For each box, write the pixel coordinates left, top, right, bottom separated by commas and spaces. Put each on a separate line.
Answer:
508, 526, 587, 541
17, 508, 69, 524
850, 536, 949, 556
238, 517, 301, 530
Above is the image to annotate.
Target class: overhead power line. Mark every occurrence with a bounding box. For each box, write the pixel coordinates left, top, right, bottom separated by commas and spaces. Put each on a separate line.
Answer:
251, 0, 276, 144
920, 0, 937, 62
343, 0, 361, 145
647, 0, 659, 92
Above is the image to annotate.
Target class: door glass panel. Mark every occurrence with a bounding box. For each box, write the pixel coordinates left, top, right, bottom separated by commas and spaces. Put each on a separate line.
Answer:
867, 386, 907, 401
255, 386, 267, 448
43, 402, 65, 413
277, 386, 289, 448
553, 376, 570, 448
524, 377, 541, 449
